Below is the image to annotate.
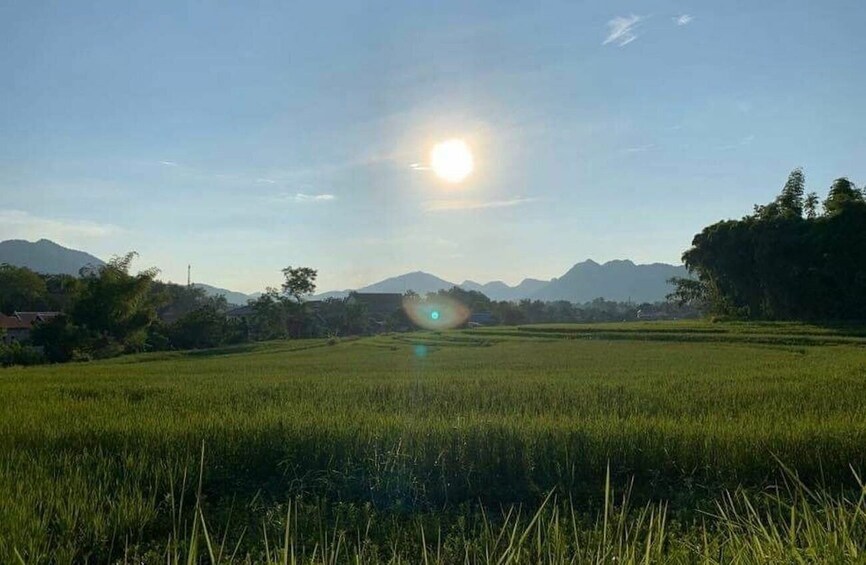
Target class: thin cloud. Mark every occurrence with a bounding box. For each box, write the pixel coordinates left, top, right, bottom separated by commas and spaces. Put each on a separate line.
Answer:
0, 210, 120, 244
290, 193, 336, 203
424, 197, 537, 212
159, 160, 179, 167
603, 15, 643, 46
625, 144, 656, 153
409, 163, 431, 171
674, 14, 693, 26
255, 178, 277, 184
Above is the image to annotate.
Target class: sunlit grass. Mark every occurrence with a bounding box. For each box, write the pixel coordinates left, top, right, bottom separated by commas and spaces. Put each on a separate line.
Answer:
2, 321, 866, 562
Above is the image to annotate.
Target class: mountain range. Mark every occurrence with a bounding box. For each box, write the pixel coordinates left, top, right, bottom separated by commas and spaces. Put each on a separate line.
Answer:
315, 260, 687, 303
1, 239, 688, 305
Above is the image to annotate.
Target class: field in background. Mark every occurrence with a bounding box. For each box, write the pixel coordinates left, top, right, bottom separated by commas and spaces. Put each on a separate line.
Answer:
2, 321, 866, 563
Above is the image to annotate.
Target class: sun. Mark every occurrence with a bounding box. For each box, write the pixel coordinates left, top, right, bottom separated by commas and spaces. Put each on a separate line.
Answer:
430, 139, 474, 183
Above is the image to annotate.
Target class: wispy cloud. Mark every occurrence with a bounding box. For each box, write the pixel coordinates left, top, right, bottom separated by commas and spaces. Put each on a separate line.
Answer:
625, 144, 656, 153
255, 178, 277, 184
409, 163, 431, 171
674, 14, 693, 26
286, 193, 336, 203
0, 210, 120, 245
159, 160, 179, 167
424, 197, 537, 212
603, 15, 644, 46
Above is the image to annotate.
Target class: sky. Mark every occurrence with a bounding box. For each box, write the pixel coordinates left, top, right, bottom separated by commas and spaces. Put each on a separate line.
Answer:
1, 1, 864, 293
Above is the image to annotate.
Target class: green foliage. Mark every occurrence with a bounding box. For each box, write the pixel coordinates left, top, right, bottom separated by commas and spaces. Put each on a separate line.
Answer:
0, 341, 45, 366
776, 167, 805, 218
70, 252, 162, 354
3, 323, 866, 561
281, 266, 317, 303
248, 288, 293, 339
680, 169, 866, 319
165, 296, 247, 350
29, 314, 89, 362
824, 177, 864, 215
0, 264, 49, 314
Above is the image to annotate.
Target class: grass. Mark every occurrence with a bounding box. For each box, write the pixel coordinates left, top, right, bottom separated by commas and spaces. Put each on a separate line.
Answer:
2, 321, 866, 562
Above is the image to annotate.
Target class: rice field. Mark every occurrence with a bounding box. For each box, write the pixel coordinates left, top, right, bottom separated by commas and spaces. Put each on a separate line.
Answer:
2, 321, 866, 563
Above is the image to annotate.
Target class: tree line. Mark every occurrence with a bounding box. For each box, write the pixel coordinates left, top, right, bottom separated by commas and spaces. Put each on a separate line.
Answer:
0, 257, 695, 365
669, 169, 866, 320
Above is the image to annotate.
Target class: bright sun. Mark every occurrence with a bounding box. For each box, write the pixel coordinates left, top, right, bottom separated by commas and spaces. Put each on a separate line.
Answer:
430, 139, 474, 183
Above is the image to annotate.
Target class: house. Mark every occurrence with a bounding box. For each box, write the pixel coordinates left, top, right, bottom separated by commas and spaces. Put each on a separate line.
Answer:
467, 311, 497, 327
0, 312, 60, 344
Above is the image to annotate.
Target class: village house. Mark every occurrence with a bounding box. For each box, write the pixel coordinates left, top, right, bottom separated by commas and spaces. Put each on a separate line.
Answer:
0, 312, 60, 344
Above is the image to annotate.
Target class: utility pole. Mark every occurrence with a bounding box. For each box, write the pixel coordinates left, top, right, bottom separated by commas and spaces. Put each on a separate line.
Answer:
187, 265, 191, 287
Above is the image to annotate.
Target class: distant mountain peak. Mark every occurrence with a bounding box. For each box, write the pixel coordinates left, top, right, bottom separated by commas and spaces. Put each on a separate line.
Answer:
0, 238, 260, 306
0, 238, 105, 276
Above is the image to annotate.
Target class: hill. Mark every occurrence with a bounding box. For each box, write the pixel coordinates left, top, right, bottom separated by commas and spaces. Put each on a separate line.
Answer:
191, 283, 258, 307
0, 239, 258, 304
461, 278, 548, 301
359, 271, 456, 294
531, 260, 688, 303
0, 238, 105, 275
315, 260, 687, 303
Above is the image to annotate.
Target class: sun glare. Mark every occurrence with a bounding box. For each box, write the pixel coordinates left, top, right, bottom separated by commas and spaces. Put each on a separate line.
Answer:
430, 139, 474, 183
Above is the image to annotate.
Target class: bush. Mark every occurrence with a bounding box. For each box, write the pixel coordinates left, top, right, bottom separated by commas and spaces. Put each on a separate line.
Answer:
0, 342, 46, 367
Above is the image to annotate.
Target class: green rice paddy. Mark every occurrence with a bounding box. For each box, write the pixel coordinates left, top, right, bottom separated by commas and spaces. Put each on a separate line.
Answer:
2, 321, 866, 563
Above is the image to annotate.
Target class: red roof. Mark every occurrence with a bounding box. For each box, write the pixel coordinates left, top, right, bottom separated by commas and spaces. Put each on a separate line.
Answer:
15, 312, 60, 325
0, 314, 30, 330
0, 312, 60, 330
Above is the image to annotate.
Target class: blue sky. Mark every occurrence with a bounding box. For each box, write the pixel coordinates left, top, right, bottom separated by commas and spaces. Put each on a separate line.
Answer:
1, 1, 864, 293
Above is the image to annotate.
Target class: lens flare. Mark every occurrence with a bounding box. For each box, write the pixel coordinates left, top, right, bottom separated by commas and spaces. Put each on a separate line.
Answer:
403, 295, 469, 330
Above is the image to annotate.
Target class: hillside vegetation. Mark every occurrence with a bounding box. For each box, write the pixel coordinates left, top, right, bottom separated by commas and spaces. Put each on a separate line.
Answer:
2, 321, 866, 562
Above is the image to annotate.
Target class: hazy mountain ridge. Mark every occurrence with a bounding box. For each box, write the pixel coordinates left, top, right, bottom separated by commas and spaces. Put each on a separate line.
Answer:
2, 239, 686, 304
191, 284, 260, 307
0, 239, 105, 276
532, 260, 689, 303
0, 239, 259, 305
315, 261, 687, 303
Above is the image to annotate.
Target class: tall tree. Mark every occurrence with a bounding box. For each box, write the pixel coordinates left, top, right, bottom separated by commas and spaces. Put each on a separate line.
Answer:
804, 192, 820, 219
823, 177, 864, 215
71, 252, 162, 354
281, 266, 317, 304
775, 168, 805, 218
677, 169, 866, 320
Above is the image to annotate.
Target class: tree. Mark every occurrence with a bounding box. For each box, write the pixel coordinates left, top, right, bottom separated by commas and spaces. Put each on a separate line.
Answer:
70, 252, 162, 355
680, 170, 866, 320
0, 265, 49, 314
667, 277, 710, 309
804, 192, 820, 219
823, 177, 864, 215
775, 168, 805, 218
281, 266, 317, 304
168, 300, 233, 349
248, 288, 291, 340
344, 296, 369, 335
30, 315, 88, 363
